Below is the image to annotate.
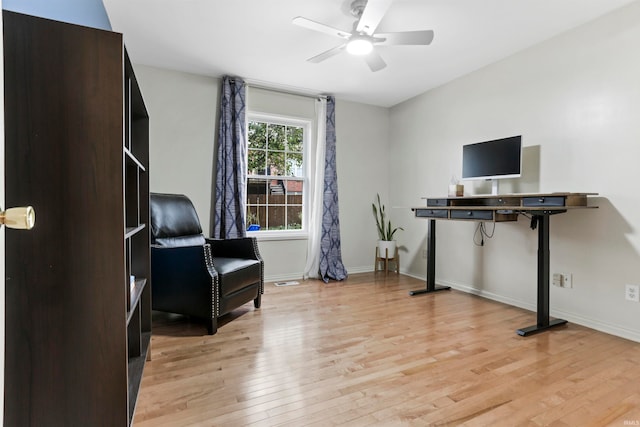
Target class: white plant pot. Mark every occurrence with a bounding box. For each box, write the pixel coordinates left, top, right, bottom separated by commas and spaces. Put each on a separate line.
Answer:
377, 240, 396, 259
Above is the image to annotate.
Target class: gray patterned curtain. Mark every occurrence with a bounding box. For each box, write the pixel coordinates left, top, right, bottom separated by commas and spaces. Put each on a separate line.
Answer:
213, 76, 247, 239
319, 96, 347, 282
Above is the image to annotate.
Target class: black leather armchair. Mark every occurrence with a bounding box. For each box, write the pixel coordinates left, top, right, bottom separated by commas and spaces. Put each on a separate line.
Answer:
149, 193, 263, 334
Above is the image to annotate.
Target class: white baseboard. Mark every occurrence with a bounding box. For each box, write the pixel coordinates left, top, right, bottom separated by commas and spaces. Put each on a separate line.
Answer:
264, 273, 305, 284
265, 266, 374, 284
346, 266, 375, 275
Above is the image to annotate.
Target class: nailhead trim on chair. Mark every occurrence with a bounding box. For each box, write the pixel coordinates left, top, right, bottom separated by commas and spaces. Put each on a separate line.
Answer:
250, 237, 264, 295
203, 243, 220, 319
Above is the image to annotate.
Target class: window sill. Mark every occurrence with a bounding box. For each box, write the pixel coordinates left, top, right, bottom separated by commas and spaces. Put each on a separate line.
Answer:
247, 230, 308, 241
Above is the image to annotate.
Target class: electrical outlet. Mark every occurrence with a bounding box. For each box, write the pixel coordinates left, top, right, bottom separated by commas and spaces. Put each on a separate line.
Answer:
552, 273, 564, 287
625, 284, 640, 302
552, 273, 572, 288
422, 249, 428, 258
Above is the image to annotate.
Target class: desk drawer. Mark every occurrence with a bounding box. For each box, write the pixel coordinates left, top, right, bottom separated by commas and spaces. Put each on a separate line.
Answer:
522, 196, 565, 207
415, 209, 449, 218
450, 210, 494, 221
427, 198, 449, 207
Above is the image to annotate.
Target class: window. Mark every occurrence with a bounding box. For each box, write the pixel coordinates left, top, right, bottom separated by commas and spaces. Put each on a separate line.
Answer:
246, 114, 309, 237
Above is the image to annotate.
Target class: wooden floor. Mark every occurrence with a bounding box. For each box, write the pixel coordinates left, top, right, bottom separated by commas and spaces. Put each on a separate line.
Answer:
134, 273, 640, 426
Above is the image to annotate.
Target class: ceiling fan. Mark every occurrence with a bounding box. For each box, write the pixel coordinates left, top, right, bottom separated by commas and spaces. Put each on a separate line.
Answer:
292, 0, 434, 72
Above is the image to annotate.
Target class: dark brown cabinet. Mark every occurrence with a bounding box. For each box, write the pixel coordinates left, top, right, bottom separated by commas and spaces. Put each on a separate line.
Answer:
3, 11, 150, 426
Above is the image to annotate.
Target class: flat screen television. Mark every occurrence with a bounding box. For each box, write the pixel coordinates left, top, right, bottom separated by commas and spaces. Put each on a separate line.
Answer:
462, 135, 522, 195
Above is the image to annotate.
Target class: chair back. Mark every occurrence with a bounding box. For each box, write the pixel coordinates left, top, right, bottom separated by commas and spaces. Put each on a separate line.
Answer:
150, 193, 206, 247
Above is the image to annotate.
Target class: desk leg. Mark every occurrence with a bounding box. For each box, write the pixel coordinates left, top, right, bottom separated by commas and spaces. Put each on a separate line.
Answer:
410, 219, 451, 296
517, 214, 567, 336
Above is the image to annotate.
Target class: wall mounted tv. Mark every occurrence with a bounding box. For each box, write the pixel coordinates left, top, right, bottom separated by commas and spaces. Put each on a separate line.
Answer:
462, 135, 522, 195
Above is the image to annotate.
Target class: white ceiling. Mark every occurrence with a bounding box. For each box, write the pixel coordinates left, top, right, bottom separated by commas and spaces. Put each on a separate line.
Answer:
103, 0, 637, 107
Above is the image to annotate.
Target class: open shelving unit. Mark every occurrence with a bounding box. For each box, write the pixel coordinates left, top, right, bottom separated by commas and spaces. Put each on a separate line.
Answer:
4, 11, 151, 426
124, 50, 152, 422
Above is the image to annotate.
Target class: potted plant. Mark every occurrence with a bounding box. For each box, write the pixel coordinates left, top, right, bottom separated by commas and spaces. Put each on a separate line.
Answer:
372, 193, 403, 258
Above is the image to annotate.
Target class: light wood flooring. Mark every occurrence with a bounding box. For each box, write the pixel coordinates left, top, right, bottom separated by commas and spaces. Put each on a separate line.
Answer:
134, 273, 640, 426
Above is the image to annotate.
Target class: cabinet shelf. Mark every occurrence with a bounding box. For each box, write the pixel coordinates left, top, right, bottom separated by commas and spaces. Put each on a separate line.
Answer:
124, 147, 147, 172
127, 278, 148, 321
126, 223, 146, 239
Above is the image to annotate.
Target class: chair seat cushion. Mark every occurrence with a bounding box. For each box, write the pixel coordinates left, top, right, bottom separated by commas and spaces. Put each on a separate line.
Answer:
212, 257, 261, 297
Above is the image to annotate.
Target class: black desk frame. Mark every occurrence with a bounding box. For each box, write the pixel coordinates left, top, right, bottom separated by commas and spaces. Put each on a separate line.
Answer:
411, 193, 596, 337
408, 219, 451, 295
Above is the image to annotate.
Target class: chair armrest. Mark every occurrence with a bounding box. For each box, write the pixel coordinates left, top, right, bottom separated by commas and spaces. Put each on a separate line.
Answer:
205, 237, 262, 261
151, 244, 220, 318
205, 237, 264, 296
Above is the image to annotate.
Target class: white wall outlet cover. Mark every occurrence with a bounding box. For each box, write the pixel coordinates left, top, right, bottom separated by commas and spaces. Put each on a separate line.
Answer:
552, 273, 563, 287
625, 284, 640, 302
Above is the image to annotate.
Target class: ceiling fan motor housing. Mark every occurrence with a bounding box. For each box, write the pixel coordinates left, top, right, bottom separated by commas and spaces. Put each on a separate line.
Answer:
350, 0, 368, 18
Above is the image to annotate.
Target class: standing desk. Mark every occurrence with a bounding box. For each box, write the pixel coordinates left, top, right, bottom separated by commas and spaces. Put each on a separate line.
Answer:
411, 193, 597, 336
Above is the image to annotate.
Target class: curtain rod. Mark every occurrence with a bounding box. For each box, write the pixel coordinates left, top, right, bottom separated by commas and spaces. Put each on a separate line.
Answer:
249, 83, 328, 101
227, 77, 328, 101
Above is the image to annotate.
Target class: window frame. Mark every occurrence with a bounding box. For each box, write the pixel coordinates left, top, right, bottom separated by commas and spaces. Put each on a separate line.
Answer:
246, 112, 311, 241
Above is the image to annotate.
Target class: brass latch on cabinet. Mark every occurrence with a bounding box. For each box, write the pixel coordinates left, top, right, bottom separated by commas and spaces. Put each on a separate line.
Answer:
0, 206, 36, 230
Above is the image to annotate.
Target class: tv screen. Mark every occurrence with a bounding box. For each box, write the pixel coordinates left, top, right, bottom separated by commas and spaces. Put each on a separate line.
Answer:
462, 135, 522, 180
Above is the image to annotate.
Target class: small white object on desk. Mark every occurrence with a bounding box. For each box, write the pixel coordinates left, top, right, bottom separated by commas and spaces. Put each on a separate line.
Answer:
448, 184, 464, 197
448, 175, 464, 197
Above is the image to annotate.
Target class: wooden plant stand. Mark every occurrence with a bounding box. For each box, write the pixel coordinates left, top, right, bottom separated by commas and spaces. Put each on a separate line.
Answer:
374, 246, 399, 275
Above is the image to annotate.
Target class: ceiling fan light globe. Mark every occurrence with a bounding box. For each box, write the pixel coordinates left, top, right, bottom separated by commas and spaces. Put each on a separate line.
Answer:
346, 38, 373, 55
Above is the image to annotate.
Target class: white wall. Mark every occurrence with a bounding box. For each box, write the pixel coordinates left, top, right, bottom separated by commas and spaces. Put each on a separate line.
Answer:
135, 65, 218, 235
390, 1, 640, 341
135, 66, 390, 281
334, 100, 390, 273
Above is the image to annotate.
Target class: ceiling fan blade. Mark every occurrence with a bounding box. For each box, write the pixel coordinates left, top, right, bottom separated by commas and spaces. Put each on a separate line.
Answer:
292, 16, 351, 39
307, 44, 346, 63
356, 0, 394, 35
364, 50, 387, 72
375, 30, 434, 46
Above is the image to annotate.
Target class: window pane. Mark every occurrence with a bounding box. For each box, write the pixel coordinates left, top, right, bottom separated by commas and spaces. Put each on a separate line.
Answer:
285, 180, 304, 198
247, 178, 268, 204
266, 151, 285, 176
267, 179, 285, 204
267, 205, 285, 230
248, 121, 266, 149
286, 152, 303, 177
287, 126, 303, 153
287, 206, 302, 230
248, 149, 266, 175
268, 124, 286, 151
246, 178, 267, 230
246, 205, 265, 230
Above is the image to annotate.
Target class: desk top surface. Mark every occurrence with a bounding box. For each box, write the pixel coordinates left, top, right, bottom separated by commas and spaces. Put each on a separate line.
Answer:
413, 192, 598, 213
420, 192, 598, 201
